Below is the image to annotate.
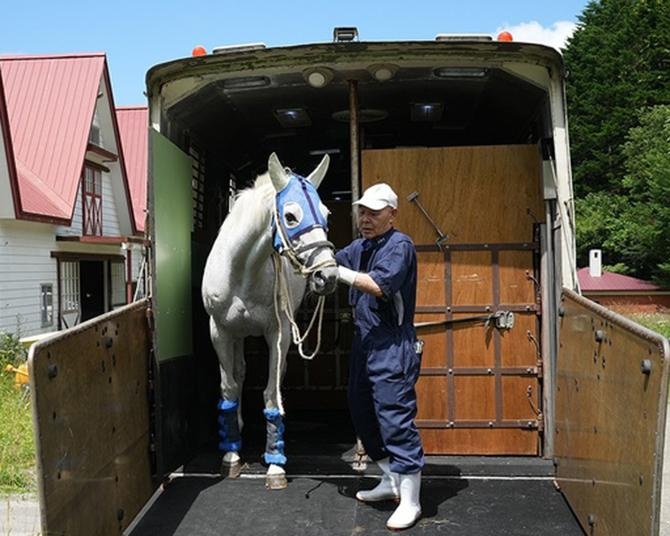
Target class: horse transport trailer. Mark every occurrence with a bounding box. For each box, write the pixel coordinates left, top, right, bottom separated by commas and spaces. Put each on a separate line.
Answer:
28, 34, 670, 535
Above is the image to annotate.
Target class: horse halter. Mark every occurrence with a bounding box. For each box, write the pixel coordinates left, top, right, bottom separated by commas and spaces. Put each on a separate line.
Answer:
271, 172, 336, 274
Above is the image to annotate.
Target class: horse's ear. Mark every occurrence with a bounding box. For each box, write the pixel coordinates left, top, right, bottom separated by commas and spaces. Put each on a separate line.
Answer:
268, 152, 290, 192
306, 154, 330, 189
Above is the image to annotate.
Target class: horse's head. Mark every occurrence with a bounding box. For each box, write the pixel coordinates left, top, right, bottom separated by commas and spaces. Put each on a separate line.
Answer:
268, 152, 338, 296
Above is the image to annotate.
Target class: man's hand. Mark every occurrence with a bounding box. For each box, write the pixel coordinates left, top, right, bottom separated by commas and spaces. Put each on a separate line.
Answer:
337, 266, 358, 286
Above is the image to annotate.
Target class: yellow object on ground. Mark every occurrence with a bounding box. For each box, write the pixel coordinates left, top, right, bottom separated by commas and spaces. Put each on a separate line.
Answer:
4, 363, 29, 389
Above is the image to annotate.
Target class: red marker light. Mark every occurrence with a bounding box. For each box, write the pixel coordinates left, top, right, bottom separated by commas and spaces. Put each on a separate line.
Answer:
497, 31, 513, 42
192, 45, 207, 57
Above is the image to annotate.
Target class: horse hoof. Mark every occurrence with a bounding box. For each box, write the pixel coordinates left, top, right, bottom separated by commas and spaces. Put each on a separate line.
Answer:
265, 473, 288, 490
221, 460, 243, 479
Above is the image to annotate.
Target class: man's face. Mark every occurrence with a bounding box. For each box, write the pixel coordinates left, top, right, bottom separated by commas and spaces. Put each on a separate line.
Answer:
357, 205, 396, 239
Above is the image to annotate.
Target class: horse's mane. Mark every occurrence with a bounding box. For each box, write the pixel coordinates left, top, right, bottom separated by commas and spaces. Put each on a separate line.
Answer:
225, 172, 275, 235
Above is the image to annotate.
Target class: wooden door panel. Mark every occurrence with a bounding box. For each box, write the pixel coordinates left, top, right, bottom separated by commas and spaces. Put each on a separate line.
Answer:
451, 251, 493, 306
417, 252, 446, 305
363, 145, 543, 455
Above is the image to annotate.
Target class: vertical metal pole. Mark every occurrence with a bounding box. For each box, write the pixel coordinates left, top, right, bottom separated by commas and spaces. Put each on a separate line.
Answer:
349, 79, 360, 236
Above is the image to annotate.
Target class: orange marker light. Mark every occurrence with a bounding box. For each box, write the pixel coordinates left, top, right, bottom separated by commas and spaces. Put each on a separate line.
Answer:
497, 31, 513, 42
192, 45, 207, 57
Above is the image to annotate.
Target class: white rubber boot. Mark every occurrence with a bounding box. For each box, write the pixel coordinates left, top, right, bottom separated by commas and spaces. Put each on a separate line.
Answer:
386, 472, 421, 530
355, 458, 400, 502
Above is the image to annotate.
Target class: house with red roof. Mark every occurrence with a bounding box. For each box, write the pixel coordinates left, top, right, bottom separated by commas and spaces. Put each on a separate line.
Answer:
0, 53, 146, 337
578, 250, 670, 313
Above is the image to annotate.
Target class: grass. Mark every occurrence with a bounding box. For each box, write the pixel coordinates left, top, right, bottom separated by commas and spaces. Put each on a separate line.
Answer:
0, 377, 35, 495
629, 313, 670, 339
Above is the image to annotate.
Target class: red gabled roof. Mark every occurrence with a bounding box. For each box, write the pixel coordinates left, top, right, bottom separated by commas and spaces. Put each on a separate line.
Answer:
578, 267, 665, 292
0, 53, 105, 222
116, 106, 147, 232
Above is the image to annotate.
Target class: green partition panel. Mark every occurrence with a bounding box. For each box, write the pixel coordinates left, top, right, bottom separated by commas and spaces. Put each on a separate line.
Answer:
149, 129, 193, 362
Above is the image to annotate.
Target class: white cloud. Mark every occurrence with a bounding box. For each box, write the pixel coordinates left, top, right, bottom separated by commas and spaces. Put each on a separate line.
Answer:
496, 21, 577, 51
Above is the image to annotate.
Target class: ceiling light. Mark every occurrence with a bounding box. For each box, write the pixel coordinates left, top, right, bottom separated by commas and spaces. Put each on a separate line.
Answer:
411, 103, 444, 122
309, 148, 341, 156
222, 76, 270, 89
331, 109, 388, 123
434, 67, 488, 78
303, 67, 334, 88
274, 108, 311, 128
367, 63, 398, 82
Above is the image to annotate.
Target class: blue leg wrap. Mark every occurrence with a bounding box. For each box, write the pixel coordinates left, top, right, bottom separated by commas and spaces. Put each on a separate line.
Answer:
263, 408, 287, 466
218, 399, 242, 452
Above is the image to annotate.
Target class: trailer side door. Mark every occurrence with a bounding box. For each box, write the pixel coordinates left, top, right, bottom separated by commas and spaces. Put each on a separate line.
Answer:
28, 300, 155, 536
555, 289, 670, 536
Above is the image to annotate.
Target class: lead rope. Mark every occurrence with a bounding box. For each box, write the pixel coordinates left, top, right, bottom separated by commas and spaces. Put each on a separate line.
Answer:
271, 252, 328, 416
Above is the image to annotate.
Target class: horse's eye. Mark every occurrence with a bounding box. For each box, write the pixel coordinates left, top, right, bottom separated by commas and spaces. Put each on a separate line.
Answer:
282, 202, 303, 229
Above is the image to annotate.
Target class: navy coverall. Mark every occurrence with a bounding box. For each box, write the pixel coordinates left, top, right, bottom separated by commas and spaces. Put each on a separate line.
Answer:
336, 227, 425, 474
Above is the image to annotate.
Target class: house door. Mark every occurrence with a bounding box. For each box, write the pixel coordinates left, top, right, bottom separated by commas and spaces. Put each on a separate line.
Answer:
80, 260, 105, 321
362, 145, 544, 455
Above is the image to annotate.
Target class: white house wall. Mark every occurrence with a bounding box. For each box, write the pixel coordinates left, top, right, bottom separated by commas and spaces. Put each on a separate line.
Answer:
95, 78, 133, 236
0, 219, 58, 337
0, 122, 14, 218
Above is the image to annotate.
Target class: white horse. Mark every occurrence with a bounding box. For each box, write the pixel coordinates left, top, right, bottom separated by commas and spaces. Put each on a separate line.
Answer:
202, 152, 338, 489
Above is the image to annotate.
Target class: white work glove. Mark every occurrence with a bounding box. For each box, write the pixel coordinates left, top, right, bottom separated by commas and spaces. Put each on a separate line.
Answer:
337, 266, 358, 286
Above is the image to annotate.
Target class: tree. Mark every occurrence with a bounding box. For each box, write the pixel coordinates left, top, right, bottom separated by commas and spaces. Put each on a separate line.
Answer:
575, 105, 670, 283
563, 0, 670, 197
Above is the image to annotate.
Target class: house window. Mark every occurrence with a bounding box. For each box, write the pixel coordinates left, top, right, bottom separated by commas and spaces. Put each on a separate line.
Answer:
189, 143, 206, 231
83, 166, 102, 235
40, 284, 53, 327
59, 261, 80, 328
110, 262, 126, 308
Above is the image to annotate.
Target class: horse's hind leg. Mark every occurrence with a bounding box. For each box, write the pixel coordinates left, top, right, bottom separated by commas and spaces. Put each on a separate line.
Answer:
210, 317, 243, 477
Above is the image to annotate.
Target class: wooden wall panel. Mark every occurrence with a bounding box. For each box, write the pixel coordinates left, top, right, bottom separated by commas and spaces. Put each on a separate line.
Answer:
454, 377, 496, 420
501, 376, 539, 420
451, 251, 492, 306
416, 376, 448, 421
361, 145, 543, 245
417, 252, 446, 306
362, 145, 544, 456
499, 251, 537, 304
419, 429, 538, 455
415, 313, 447, 369
452, 315, 494, 368
500, 314, 538, 368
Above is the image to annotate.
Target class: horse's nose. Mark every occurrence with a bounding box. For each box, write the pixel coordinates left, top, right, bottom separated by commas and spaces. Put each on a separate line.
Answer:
310, 266, 338, 296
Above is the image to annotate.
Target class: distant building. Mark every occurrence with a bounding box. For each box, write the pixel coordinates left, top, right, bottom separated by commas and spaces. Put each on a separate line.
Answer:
578, 250, 670, 313
0, 53, 145, 336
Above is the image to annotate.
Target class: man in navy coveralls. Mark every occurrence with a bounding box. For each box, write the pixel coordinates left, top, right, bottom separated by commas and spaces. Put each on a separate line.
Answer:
336, 182, 424, 530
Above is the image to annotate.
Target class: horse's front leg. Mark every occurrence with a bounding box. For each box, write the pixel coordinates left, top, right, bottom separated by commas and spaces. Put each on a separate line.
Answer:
263, 323, 291, 490
211, 318, 245, 478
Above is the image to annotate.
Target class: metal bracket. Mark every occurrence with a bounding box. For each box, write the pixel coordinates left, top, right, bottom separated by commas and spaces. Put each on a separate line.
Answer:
407, 191, 449, 251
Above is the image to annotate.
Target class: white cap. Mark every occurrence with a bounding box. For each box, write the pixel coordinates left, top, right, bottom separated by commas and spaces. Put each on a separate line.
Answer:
353, 183, 398, 210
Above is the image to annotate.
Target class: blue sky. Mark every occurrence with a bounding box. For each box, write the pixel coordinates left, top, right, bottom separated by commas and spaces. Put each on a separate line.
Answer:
1, 0, 590, 106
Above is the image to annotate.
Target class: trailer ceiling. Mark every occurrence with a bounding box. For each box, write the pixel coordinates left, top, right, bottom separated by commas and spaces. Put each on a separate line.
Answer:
163, 60, 548, 184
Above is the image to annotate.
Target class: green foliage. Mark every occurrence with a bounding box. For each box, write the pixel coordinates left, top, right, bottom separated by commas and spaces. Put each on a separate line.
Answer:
630, 313, 670, 339
564, 0, 670, 197
0, 377, 35, 494
0, 332, 27, 370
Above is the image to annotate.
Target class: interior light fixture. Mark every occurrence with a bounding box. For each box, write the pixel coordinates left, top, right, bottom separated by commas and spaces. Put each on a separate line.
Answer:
222, 76, 271, 89
308, 148, 341, 156
303, 67, 334, 88
411, 103, 444, 122
367, 63, 398, 82
274, 108, 311, 128
434, 67, 489, 78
